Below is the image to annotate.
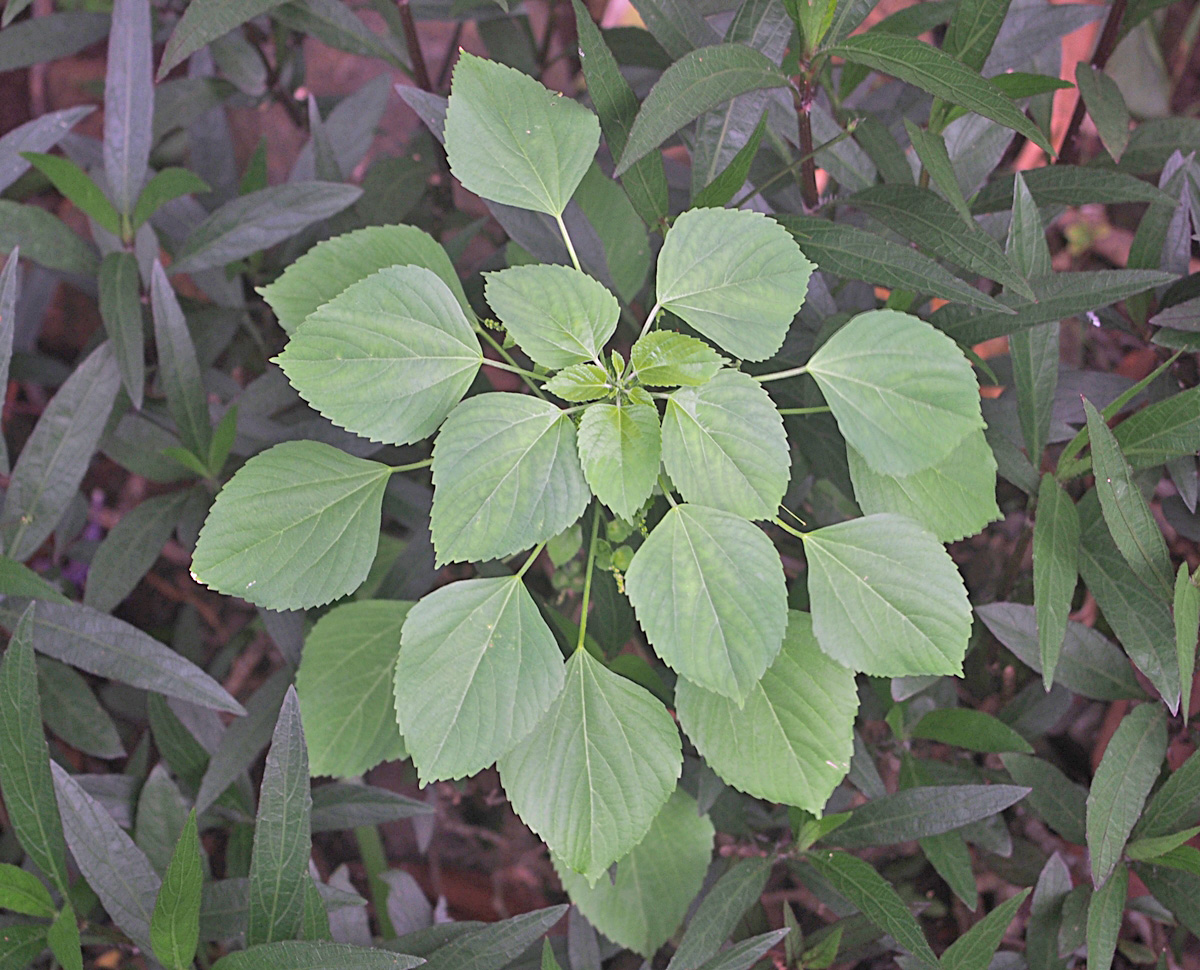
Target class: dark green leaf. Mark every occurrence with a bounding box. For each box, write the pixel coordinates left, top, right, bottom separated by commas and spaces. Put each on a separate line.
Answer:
1000, 753, 1087, 844
1112, 387, 1200, 469
825, 785, 1029, 847
20, 152, 121, 235
911, 709, 1033, 753
418, 905, 568, 970
667, 859, 771, 970
151, 810, 202, 970
939, 888, 1030, 970
0, 107, 94, 194
132, 168, 211, 230
903, 123, 973, 222
309, 783, 431, 833
97, 252, 145, 409
970, 167, 1173, 213
37, 656, 125, 759
943, 0, 1012, 70
1134, 863, 1200, 936
0, 12, 110, 74
0, 199, 99, 276
1075, 64, 1131, 164
159, 0, 286, 78
1033, 475, 1078, 689
46, 904, 82, 970
693, 929, 789, 970
1086, 862, 1126, 970
1137, 747, 1200, 838
85, 491, 192, 614
103, 0, 152, 216
1176, 563, 1199, 718
214, 941, 424, 970
693, 110, 767, 209
0, 923, 50, 970
0, 862, 54, 917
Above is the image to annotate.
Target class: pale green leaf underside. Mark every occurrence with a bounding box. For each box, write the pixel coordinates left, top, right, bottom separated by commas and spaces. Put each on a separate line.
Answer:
444, 52, 600, 215
676, 611, 857, 813
555, 789, 713, 957
625, 503, 788, 701
431, 393, 590, 566
499, 648, 682, 883
662, 369, 790, 520
577, 398, 662, 521
394, 576, 565, 782
630, 330, 726, 387
192, 441, 391, 610
485, 264, 619, 369
276, 265, 482, 446
805, 513, 973, 676
846, 429, 999, 542
655, 208, 814, 362
261, 223, 472, 334
806, 309, 984, 476
296, 600, 412, 778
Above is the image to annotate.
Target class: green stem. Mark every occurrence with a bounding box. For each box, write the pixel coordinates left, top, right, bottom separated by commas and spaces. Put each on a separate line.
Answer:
754, 364, 808, 383
480, 357, 545, 382
355, 825, 396, 938
475, 327, 549, 399
776, 406, 831, 415
576, 510, 602, 653
554, 211, 583, 273
729, 125, 858, 210
639, 302, 662, 340
658, 473, 678, 507
516, 541, 547, 579
389, 458, 433, 474
774, 516, 807, 541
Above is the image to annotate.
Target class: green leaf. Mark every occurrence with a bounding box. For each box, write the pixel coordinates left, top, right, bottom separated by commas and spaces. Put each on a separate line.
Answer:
1126, 826, 1200, 861
829, 33, 1051, 153
418, 906, 568, 970
614, 44, 788, 177
151, 810, 202, 970
544, 364, 612, 402
806, 851, 937, 969
1112, 386, 1200, 469
655, 207, 814, 361
498, 648, 681, 883
192, 441, 393, 610
806, 309, 983, 476
1006, 172, 1053, 280
0, 863, 54, 917
666, 859, 771, 970
47, 904, 82, 970
780, 216, 1014, 313
296, 600, 410, 778
0, 606, 69, 895
261, 223, 472, 334
19, 152, 121, 236
150, 261, 212, 463
1000, 753, 1087, 844
846, 430, 999, 543
974, 166, 1171, 217
1084, 399, 1174, 598
1010, 319, 1058, 465
38, 656, 123, 759
555, 789, 714, 956
131, 168, 211, 230
1075, 64, 1130, 164
0, 557, 69, 603
1136, 747, 1200, 839
0, 922, 49, 969
136, 765, 191, 877
276, 265, 482, 446
919, 829, 976, 911
1033, 475, 1079, 689
804, 514, 972, 676
103, 0, 151, 215
976, 602, 1146, 702
1086, 862, 1126, 970
826, 785, 1029, 848
485, 264, 618, 369
846, 185, 1033, 299
395, 576, 564, 782
662, 369, 789, 520
939, 888, 1030, 970
692, 109, 767, 209
170, 183, 363, 276
0, 342, 120, 561
675, 610, 856, 813
213, 941, 424, 970
902, 123, 973, 223
0, 198, 98, 278
1176, 564, 1199, 720
97, 251, 145, 410
630, 331, 726, 387
541, 940, 562, 970
430, 394, 589, 566
625, 503, 787, 701
942, 0, 1012, 70
911, 709, 1033, 754
159, 0, 286, 78
248, 687, 312, 946
1086, 703, 1166, 887
443, 52, 599, 216
578, 397, 662, 521
693, 930, 789, 970
1134, 862, 1200, 936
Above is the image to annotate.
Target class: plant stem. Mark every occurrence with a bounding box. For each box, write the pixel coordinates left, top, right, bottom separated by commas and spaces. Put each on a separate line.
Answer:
476, 326, 549, 398
480, 356, 546, 383
639, 302, 662, 339
1057, 0, 1129, 164
792, 73, 820, 209
516, 541, 547, 579
576, 509, 601, 653
554, 211, 583, 273
658, 473, 678, 507
397, 0, 433, 92
728, 126, 857, 210
355, 825, 397, 938
754, 364, 808, 382
777, 405, 831, 415
389, 457, 433, 474
773, 516, 807, 540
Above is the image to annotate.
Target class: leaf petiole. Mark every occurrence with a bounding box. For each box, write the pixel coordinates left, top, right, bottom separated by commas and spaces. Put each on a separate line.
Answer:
554, 211, 583, 273
576, 510, 602, 653
754, 365, 808, 382
639, 302, 662, 339
515, 541, 548, 579
389, 457, 433, 474
777, 405, 831, 415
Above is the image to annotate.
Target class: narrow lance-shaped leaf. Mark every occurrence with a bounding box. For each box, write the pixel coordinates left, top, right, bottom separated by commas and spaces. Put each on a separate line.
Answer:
159, 0, 292, 78
0, 251, 19, 474
151, 261, 212, 460
825, 785, 1030, 848
131, 168, 212, 230
942, 0, 1013, 71
1033, 475, 1079, 689
212, 941, 424, 970
1076, 63, 1131, 163
151, 810, 202, 970
939, 888, 1030, 970
1086, 862, 1127, 970
911, 709, 1033, 754
38, 655, 125, 760
104, 0, 153, 215
0, 200, 98, 277
19, 152, 122, 236
98, 251, 146, 410
1175, 563, 1199, 719
1001, 753, 1087, 844
666, 859, 772, 970
902, 122, 973, 223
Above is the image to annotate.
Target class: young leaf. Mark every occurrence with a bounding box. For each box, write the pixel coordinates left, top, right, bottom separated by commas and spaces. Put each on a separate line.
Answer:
97, 251, 146, 409
555, 789, 714, 956
212, 941, 424, 969
485, 264, 619, 369
151, 810, 202, 970
1175, 563, 1199, 718
577, 397, 662, 521
666, 859, 772, 970
828, 33, 1052, 154
0, 341, 120, 561
498, 648, 682, 883
662, 369, 789, 520
0, 923, 49, 968
394, 576, 565, 782
443, 52, 599, 216
1126, 826, 1200, 861
655, 207, 813, 361
911, 709, 1033, 754
20, 152, 122, 235
902, 123, 973, 223
846, 429, 1000, 543
804, 514, 972, 676
151, 261, 212, 462
615, 45, 788, 176
1033, 475, 1079, 689
630, 331, 726, 387
261, 224, 472, 334
939, 888, 1030, 970
0, 863, 55, 917
104, 0, 153, 216
169, 183, 363, 276
1086, 703, 1167, 887
675, 611, 856, 813
247, 687, 312, 946
1075, 64, 1131, 163
805, 309, 983, 476
47, 904, 82, 970
1001, 753, 1087, 844
296, 600, 410, 779
625, 503, 788, 701
191, 441, 393, 610
692, 110, 767, 209
1084, 399, 1174, 597
276, 265, 482, 446
544, 364, 612, 402
806, 851, 937, 969
131, 168, 211, 229
826, 785, 1029, 847
430, 394, 589, 566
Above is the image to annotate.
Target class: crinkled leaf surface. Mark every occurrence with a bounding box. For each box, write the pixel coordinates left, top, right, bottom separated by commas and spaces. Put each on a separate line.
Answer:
577, 397, 662, 521
631, 331, 726, 387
